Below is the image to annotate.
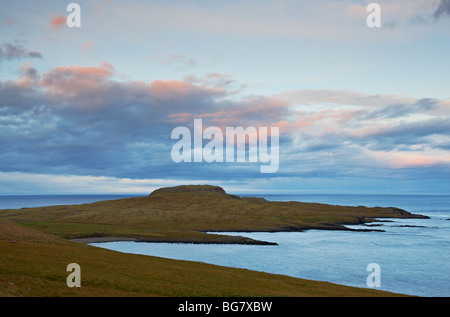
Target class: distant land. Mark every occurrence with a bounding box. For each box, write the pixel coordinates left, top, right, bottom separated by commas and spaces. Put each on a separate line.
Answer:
0, 185, 426, 297
0, 185, 428, 245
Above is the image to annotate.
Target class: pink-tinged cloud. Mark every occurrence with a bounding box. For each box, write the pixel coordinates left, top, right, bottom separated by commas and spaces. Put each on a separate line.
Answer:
40, 62, 115, 106
80, 41, 95, 51
94, 4, 102, 13
1, 60, 449, 183
36, 62, 232, 112
42, 62, 114, 87
168, 111, 230, 124
49, 13, 66, 30
2, 18, 17, 26
149, 80, 197, 99
13, 63, 39, 87
350, 125, 392, 139
368, 150, 450, 169
34, 65, 448, 144
168, 112, 195, 123
144, 79, 227, 104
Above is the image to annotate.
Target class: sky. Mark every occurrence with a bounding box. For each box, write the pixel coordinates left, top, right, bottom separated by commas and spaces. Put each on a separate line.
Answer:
0, 0, 449, 195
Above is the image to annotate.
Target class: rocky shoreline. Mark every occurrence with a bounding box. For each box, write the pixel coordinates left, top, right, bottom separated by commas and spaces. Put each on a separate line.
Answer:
71, 216, 428, 245
5, 185, 430, 247
71, 235, 278, 245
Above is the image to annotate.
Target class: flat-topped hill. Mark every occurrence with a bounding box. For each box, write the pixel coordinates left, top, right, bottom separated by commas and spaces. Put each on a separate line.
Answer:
0, 184, 428, 245
0, 186, 427, 296
150, 184, 227, 195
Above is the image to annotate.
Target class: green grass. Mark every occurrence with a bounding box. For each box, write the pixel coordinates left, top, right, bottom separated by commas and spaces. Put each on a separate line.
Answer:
0, 185, 426, 296
0, 185, 427, 243
0, 218, 409, 297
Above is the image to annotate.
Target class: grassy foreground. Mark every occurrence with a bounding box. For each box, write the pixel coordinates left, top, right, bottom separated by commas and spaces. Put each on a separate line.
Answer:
0, 185, 426, 296
0, 218, 407, 297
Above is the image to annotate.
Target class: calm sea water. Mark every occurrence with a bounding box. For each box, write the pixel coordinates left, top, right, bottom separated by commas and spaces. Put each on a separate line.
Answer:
0, 194, 142, 209
1, 194, 449, 297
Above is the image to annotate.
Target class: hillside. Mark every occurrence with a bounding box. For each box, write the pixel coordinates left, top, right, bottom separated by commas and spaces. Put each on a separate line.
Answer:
0, 186, 424, 297
0, 185, 428, 244
0, 217, 409, 297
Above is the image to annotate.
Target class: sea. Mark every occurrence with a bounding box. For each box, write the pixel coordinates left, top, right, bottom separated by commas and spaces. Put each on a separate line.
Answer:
1, 193, 449, 297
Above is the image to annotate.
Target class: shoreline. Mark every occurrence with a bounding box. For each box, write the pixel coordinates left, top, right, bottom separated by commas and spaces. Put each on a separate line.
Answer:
0, 188, 440, 297
4, 186, 431, 247
70, 235, 279, 245
70, 217, 422, 245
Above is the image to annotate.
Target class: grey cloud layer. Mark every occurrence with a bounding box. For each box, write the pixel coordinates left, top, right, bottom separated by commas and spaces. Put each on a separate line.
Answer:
1, 62, 449, 180
434, 0, 450, 19
0, 43, 42, 62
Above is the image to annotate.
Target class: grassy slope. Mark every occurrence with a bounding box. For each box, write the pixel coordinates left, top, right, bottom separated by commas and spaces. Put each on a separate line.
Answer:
0, 218, 407, 297
0, 185, 427, 296
0, 185, 427, 244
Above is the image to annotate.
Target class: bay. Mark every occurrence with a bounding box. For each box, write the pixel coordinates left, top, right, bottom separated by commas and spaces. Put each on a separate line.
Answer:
90, 194, 450, 297
1, 194, 449, 297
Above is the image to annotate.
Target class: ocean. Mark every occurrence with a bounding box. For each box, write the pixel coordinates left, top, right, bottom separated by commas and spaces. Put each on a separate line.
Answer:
1, 193, 449, 297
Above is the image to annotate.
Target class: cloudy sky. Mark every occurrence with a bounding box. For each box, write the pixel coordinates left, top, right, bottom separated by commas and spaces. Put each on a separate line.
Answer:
1, 0, 449, 195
